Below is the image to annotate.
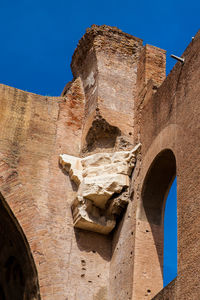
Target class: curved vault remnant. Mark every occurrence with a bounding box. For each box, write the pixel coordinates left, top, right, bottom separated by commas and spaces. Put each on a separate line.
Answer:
84, 115, 121, 152
59, 143, 141, 234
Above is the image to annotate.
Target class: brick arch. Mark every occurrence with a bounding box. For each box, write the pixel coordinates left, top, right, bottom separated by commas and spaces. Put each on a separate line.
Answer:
141, 149, 176, 278
133, 124, 179, 299
0, 193, 40, 300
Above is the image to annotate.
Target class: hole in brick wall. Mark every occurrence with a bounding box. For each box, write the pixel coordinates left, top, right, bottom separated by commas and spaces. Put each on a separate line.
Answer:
81, 260, 86, 266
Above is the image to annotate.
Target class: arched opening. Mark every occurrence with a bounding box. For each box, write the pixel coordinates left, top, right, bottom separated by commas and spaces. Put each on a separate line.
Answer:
0, 193, 40, 300
142, 149, 176, 226
133, 149, 176, 299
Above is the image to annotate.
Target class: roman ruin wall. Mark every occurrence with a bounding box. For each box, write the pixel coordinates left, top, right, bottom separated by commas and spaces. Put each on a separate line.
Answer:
0, 25, 199, 300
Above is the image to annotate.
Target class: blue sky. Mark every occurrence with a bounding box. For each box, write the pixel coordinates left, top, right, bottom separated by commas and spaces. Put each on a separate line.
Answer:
164, 178, 177, 286
0, 0, 198, 289
0, 0, 199, 96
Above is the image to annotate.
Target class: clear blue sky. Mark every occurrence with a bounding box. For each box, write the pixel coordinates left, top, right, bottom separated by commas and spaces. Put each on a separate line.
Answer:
164, 178, 177, 286
0, 0, 198, 289
0, 0, 199, 96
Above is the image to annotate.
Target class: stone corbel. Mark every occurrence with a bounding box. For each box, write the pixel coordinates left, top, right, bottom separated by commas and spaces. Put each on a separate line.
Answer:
59, 143, 141, 234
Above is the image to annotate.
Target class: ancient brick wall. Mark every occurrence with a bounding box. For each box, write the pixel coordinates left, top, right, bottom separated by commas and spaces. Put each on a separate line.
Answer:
0, 82, 111, 299
132, 30, 200, 299
0, 25, 199, 300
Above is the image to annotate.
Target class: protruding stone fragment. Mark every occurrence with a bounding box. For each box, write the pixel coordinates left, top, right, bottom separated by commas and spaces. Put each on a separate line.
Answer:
59, 154, 83, 185
71, 197, 116, 235
59, 143, 141, 234
106, 190, 129, 216
81, 174, 129, 209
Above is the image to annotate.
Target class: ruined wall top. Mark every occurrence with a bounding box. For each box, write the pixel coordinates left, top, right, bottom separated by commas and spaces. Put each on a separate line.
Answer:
71, 24, 143, 78
61, 25, 166, 156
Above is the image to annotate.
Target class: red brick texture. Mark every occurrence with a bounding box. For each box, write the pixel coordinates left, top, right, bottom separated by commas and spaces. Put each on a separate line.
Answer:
0, 26, 199, 300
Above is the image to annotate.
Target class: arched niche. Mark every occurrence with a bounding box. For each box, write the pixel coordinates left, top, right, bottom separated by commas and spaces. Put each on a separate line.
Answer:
133, 149, 176, 299
0, 193, 40, 300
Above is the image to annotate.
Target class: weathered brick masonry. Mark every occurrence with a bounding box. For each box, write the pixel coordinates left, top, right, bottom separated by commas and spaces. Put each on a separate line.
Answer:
0, 25, 199, 300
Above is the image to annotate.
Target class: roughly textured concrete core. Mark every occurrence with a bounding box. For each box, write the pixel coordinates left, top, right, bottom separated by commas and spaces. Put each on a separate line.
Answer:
0, 24, 200, 300
84, 115, 121, 152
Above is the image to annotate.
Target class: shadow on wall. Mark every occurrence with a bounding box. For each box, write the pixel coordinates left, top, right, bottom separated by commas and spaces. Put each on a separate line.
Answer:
74, 228, 112, 261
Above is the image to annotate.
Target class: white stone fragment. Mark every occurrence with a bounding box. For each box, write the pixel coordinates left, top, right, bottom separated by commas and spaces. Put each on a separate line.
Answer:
82, 174, 129, 208
71, 197, 116, 235
59, 143, 141, 234
59, 154, 83, 185
84, 71, 95, 88
81, 152, 112, 168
